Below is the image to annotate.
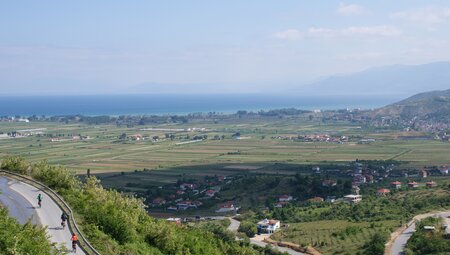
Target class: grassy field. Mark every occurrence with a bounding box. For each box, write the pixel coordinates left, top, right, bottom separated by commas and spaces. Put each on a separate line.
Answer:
271, 220, 400, 255
0, 121, 449, 175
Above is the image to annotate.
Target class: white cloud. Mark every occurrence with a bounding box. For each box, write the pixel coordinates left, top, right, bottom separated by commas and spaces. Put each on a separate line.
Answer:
391, 6, 450, 25
341, 26, 401, 36
275, 25, 401, 40
311, 26, 401, 38
273, 29, 303, 40
337, 3, 364, 16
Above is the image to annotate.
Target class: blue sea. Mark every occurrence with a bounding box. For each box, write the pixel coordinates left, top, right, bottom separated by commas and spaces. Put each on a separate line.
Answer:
0, 94, 401, 116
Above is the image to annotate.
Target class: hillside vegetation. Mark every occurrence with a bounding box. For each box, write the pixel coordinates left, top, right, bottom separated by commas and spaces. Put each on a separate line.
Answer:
1, 156, 275, 255
373, 89, 450, 121
0, 207, 61, 255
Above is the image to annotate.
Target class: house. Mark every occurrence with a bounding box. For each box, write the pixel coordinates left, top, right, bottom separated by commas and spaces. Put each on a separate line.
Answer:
426, 181, 437, 188
205, 189, 216, 197
423, 226, 435, 231
274, 202, 287, 208
376, 188, 391, 196
308, 197, 324, 203
130, 134, 143, 141
257, 219, 281, 234
325, 196, 336, 203
365, 175, 374, 183
176, 200, 195, 210
167, 218, 182, 225
312, 166, 320, 173
167, 206, 178, 211
408, 181, 419, 188
278, 195, 293, 202
180, 183, 196, 190
419, 170, 428, 178
322, 179, 337, 187
216, 202, 236, 213
390, 181, 402, 189
439, 166, 449, 175
344, 194, 362, 204
192, 201, 203, 208
151, 197, 166, 207
353, 174, 366, 185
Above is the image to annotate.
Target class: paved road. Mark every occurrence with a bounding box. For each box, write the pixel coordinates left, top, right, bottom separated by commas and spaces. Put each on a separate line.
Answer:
390, 211, 450, 255
0, 177, 39, 225
227, 217, 240, 232
250, 235, 305, 255
0, 176, 85, 254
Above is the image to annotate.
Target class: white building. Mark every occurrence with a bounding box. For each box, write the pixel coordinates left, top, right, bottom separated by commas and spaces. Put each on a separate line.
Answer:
278, 195, 293, 202
344, 194, 362, 204
215, 202, 236, 213
257, 219, 281, 234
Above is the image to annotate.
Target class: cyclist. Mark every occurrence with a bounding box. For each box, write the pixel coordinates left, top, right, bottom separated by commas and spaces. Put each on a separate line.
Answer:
37, 193, 43, 208
61, 212, 68, 229
71, 233, 78, 252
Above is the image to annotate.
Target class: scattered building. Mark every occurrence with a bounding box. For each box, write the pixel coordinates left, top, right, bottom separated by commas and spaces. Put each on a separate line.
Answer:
426, 181, 437, 188
167, 218, 182, 225
151, 197, 166, 207
180, 183, 196, 190
439, 166, 449, 175
419, 170, 428, 178
353, 175, 366, 185
390, 181, 402, 189
205, 189, 216, 197
377, 188, 391, 196
308, 197, 324, 203
278, 195, 293, 202
408, 181, 419, 188
322, 179, 337, 187
274, 202, 288, 208
325, 196, 336, 203
216, 202, 236, 213
257, 219, 281, 234
344, 194, 362, 204
312, 166, 320, 173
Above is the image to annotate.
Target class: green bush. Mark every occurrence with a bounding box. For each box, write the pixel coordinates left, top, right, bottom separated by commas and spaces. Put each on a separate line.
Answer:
0, 208, 62, 255
1, 157, 264, 255
1, 156, 29, 174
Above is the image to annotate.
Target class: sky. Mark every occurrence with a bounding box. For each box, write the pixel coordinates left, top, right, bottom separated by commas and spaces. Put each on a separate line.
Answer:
1, 1, 450, 95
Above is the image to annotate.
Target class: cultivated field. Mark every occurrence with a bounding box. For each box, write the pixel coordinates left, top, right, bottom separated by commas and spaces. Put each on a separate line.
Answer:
271, 220, 400, 255
0, 120, 449, 175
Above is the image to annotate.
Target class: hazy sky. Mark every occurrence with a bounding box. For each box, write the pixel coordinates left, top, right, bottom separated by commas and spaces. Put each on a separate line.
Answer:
1, 1, 450, 95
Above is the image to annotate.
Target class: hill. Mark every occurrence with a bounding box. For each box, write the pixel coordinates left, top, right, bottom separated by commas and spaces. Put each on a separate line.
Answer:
372, 89, 450, 121
302, 61, 450, 96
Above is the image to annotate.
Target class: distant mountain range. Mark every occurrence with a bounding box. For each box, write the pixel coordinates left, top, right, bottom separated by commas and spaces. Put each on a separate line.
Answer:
373, 89, 450, 120
302, 61, 450, 96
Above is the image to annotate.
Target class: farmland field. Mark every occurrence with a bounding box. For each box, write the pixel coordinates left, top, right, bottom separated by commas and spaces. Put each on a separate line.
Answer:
271, 220, 400, 255
0, 120, 449, 175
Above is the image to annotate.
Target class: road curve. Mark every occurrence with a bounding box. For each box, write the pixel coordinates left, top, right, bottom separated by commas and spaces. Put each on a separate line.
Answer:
250, 236, 306, 255
0, 176, 86, 254
390, 211, 450, 255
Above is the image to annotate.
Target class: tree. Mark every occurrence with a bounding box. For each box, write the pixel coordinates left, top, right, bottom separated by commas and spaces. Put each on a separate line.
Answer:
239, 221, 257, 238
362, 233, 386, 255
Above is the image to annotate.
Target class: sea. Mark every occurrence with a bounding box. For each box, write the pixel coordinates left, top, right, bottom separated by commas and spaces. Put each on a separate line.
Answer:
0, 94, 401, 116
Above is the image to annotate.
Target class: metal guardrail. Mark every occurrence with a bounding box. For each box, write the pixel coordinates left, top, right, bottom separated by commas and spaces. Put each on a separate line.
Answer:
0, 169, 101, 255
